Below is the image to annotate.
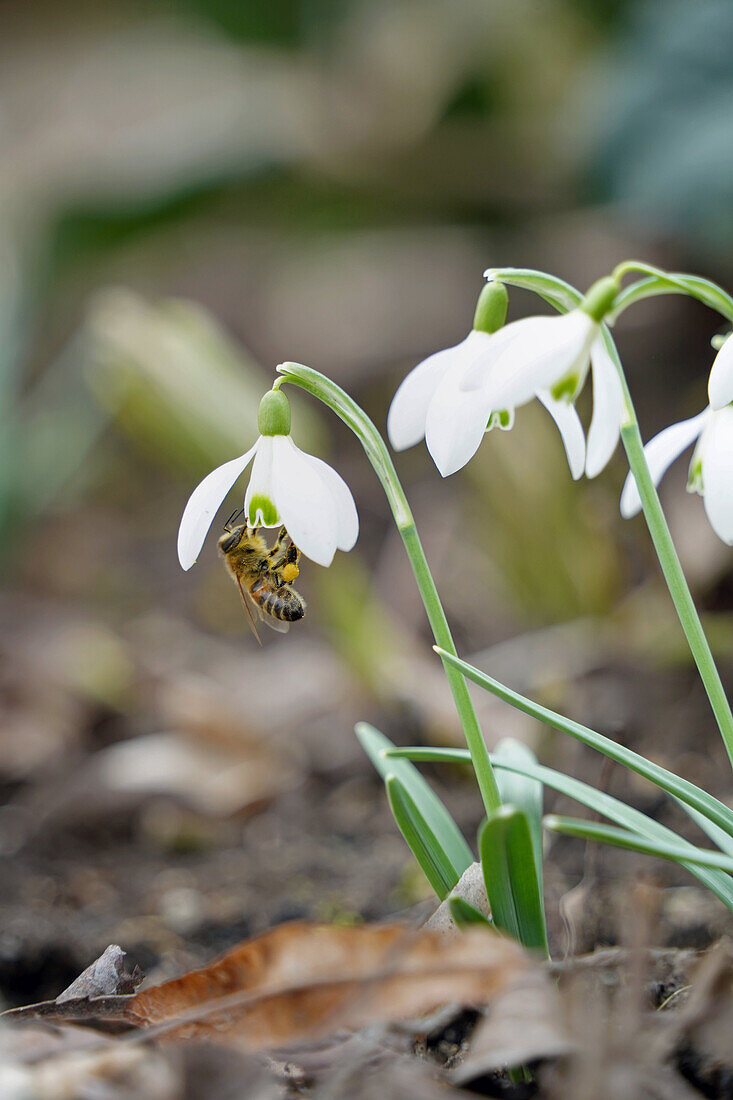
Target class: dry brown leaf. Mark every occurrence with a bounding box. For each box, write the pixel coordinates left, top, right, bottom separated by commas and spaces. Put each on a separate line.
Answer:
424, 863, 490, 936
3, 922, 530, 1055
451, 969, 574, 1083
124, 921, 530, 1050
56, 946, 142, 1003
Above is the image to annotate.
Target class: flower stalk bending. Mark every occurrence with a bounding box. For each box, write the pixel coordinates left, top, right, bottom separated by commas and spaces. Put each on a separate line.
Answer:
277, 360, 502, 815
487, 268, 733, 768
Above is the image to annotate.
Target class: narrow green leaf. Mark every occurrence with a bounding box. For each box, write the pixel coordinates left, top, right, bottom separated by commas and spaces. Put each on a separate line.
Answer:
385, 747, 474, 763
544, 815, 733, 873
434, 648, 733, 841
356, 723, 473, 884
385, 775, 459, 900
479, 806, 548, 954
384, 746, 733, 909
493, 738, 543, 894
447, 895, 493, 927
677, 801, 733, 858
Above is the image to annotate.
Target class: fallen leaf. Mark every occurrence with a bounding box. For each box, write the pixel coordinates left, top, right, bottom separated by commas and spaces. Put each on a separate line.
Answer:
94, 731, 291, 818
451, 969, 574, 1082
2, 922, 530, 1054
424, 863, 490, 936
125, 921, 530, 1050
56, 946, 142, 1003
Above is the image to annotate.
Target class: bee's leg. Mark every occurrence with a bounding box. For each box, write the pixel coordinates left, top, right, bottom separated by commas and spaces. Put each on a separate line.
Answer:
266, 527, 291, 569
267, 529, 300, 583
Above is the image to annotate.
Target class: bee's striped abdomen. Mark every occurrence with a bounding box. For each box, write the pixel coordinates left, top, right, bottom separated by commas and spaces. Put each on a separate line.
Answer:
249, 578, 306, 622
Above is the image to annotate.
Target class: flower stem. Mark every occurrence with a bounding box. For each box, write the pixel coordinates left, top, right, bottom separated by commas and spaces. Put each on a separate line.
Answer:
276, 361, 502, 815
603, 332, 733, 769
492, 266, 733, 768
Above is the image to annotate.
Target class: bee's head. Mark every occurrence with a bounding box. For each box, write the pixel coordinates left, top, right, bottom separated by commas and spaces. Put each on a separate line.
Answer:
219, 518, 247, 554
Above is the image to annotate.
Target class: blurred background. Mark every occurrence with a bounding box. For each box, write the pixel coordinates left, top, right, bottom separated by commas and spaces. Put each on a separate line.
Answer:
2, 0, 733, 1003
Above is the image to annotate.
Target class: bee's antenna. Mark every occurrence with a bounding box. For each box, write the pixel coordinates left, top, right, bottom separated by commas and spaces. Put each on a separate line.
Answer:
223, 507, 244, 531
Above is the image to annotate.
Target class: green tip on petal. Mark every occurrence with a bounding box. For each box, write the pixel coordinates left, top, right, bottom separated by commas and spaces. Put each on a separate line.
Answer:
550, 373, 580, 403
580, 276, 620, 323
247, 494, 279, 525
687, 456, 704, 496
473, 280, 509, 335
258, 389, 291, 436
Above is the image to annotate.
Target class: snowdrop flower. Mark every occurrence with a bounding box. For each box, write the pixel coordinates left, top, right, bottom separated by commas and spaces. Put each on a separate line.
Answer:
388, 280, 586, 479
177, 387, 358, 570
620, 405, 733, 544
389, 274, 624, 480
461, 274, 619, 407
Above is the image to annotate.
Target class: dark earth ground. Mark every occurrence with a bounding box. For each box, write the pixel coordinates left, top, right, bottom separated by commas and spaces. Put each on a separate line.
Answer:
2, 584, 733, 1096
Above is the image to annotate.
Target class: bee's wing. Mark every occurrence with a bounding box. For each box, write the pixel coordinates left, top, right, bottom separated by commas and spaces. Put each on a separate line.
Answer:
235, 577, 262, 645
241, 581, 291, 636
262, 613, 290, 635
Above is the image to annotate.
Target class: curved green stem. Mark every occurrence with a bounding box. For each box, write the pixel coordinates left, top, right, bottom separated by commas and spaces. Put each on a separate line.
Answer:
276, 361, 501, 815
493, 267, 733, 768
611, 263, 733, 324
617, 407, 733, 767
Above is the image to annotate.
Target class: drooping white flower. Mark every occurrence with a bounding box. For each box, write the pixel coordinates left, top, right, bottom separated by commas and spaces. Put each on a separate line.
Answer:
177, 388, 358, 570
620, 405, 733, 544
389, 274, 624, 480
460, 274, 619, 405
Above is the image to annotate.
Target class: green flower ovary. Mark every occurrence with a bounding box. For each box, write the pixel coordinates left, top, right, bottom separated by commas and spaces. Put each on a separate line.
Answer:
247, 495, 279, 526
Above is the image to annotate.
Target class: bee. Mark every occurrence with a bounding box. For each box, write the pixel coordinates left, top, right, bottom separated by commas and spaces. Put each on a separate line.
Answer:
218, 510, 306, 642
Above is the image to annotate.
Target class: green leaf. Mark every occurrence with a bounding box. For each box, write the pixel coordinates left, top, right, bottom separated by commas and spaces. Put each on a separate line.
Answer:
479, 806, 548, 954
385, 775, 460, 900
493, 738, 544, 894
433, 648, 733, 841
544, 816, 733, 874
677, 801, 733, 858
356, 723, 473, 890
384, 746, 733, 909
447, 895, 493, 927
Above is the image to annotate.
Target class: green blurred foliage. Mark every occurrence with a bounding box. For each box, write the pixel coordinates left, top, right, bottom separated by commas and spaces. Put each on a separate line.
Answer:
1, 0, 731, 659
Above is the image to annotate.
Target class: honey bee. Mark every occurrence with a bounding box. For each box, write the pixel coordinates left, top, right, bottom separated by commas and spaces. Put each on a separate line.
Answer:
218, 510, 306, 642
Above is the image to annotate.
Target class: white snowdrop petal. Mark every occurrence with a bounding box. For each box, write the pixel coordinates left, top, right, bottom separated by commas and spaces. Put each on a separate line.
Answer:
424, 332, 500, 476
245, 436, 280, 527
708, 336, 733, 411
271, 436, 338, 567
425, 386, 494, 478
177, 445, 257, 570
620, 409, 710, 519
387, 340, 467, 451
462, 311, 597, 413
537, 392, 586, 481
701, 407, 733, 543
299, 452, 359, 551
586, 338, 625, 478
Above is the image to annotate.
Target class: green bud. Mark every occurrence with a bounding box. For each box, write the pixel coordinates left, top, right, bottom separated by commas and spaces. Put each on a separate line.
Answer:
258, 388, 291, 436
473, 281, 509, 335
580, 276, 620, 323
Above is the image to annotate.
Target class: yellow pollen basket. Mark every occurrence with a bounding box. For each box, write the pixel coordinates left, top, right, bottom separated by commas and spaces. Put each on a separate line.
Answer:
282, 563, 299, 583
